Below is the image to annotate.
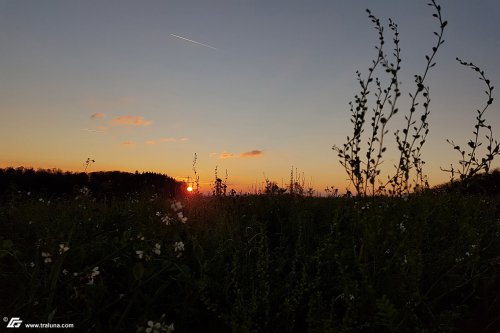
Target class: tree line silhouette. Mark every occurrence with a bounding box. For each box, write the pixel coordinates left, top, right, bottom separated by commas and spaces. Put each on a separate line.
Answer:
0, 167, 183, 199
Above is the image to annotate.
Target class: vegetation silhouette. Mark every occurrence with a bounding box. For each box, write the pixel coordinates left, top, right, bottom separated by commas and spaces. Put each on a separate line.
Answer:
433, 168, 500, 196
0, 167, 183, 199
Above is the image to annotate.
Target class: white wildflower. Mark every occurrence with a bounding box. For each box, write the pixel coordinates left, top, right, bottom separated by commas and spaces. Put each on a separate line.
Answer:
141, 318, 174, 333
171, 201, 183, 212
174, 241, 185, 258
145, 321, 156, 333
136, 250, 144, 259
161, 215, 173, 225
80, 186, 90, 195
153, 243, 161, 255
87, 266, 100, 285
41, 252, 52, 263
91, 266, 100, 277
59, 243, 70, 254
177, 212, 187, 223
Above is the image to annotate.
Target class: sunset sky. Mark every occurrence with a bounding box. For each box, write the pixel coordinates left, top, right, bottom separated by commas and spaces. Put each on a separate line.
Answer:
1, 0, 499, 193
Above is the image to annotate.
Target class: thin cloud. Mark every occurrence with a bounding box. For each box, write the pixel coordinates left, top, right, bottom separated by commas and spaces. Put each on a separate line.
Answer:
218, 150, 263, 160
146, 140, 157, 145
80, 128, 104, 133
219, 152, 234, 159
111, 115, 152, 127
170, 34, 218, 50
91, 112, 106, 119
240, 150, 263, 158
180, 137, 189, 142
122, 141, 135, 147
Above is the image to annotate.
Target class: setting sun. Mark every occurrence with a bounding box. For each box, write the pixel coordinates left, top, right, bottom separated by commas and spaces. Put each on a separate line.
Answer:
186, 186, 193, 192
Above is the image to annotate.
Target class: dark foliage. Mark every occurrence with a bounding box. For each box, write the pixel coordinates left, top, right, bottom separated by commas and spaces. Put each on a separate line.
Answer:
433, 169, 500, 196
0, 167, 183, 200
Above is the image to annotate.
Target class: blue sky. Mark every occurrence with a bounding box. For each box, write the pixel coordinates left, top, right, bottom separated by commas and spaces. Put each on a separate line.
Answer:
1, 0, 499, 193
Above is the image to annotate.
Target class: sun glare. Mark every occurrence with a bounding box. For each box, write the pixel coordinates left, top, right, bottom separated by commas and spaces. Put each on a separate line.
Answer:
187, 186, 193, 192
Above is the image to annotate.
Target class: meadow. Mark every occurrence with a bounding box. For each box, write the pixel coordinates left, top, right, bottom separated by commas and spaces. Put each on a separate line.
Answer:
1, 170, 500, 332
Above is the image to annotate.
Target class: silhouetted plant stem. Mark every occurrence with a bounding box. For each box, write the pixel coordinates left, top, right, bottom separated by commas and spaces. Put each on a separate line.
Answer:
442, 59, 499, 183
334, 2, 444, 196
388, 0, 446, 195
333, 9, 386, 196
192, 153, 200, 194
365, 18, 401, 196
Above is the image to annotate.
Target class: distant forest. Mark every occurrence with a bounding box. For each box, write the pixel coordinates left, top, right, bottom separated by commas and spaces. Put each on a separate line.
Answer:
0, 167, 183, 199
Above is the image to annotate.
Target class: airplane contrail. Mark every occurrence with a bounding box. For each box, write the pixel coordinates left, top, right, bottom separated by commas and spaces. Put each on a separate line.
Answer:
170, 34, 218, 50
80, 128, 104, 133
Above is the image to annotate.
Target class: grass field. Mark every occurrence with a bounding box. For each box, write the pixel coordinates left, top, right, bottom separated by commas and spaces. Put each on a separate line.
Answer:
1, 183, 500, 332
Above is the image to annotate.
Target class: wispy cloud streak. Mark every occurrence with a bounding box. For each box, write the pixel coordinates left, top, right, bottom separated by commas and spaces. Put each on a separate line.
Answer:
80, 128, 104, 133
170, 34, 218, 50
219, 152, 234, 159
240, 150, 263, 158
218, 150, 263, 159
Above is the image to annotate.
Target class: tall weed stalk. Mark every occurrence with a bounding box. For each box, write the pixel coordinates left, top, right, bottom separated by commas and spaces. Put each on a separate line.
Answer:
442, 59, 499, 183
389, 2, 446, 195
334, 1, 446, 196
